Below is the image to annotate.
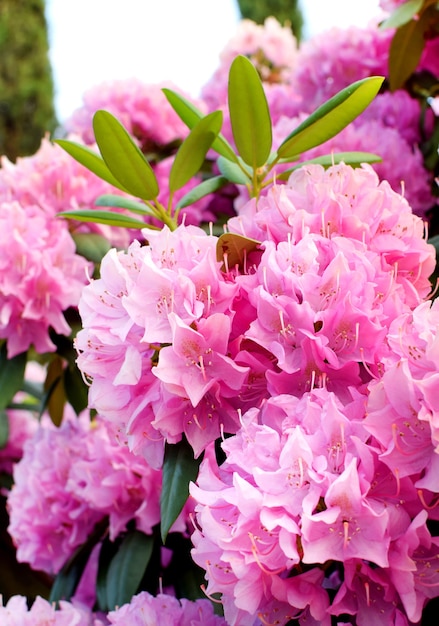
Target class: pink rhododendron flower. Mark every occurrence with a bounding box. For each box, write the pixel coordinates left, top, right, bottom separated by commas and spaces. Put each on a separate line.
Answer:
0, 137, 131, 249
105, 591, 226, 625
291, 23, 392, 111
202, 17, 298, 112
7, 414, 163, 574
0, 200, 91, 357
0, 595, 95, 625
76, 225, 242, 463
65, 78, 194, 150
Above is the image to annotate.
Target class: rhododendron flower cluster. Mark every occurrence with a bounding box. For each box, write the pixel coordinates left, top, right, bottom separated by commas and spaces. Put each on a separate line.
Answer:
65, 79, 194, 150
73, 161, 439, 622
1, 6, 439, 624
104, 591, 227, 625
0, 138, 132, 248
0, 200, 90, 357
0, 595, 95, 626
7, 413, 164, 574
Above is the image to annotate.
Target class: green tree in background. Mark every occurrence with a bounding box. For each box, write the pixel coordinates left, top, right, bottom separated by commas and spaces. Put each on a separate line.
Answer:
236, 0, 303, 41
0, 0, 57, 161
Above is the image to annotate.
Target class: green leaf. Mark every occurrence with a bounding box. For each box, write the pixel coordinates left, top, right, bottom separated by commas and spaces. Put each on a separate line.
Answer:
55, 140, 127, 192
217, 156, 252, 185
72, 233, 111, 264
169, 111, 223, 192
277, 76, 384, 159
96, 535, 119, 612
58, 209, 147, 230
94, 194, 156, 216
44, 355, 66, 427
64, 364, 89, 415
388, 13, 429, 90
216, 232, 261, 271
276, 151, 382, 181
380, 0, 423, 28
228, 55, 272, 168
176, 175, 228, 210
93, 110, 159, 201
105, 530, 154, 610
160, 438, 202, 543
0, 344, 27, 411
0, 410, 9, 449
162, 88, 238, 162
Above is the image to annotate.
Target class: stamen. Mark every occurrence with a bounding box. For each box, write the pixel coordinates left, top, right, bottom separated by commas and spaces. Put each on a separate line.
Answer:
418, 489, 439, 510
343, 520, 350, 548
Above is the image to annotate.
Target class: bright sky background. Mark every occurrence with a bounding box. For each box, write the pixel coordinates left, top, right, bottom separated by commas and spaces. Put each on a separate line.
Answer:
45, 0, 382, 123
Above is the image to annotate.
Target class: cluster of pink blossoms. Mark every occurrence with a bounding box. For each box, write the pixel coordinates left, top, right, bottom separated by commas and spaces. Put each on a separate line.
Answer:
0, 595, 95, 626
74, 161, 439, 622
0, 200, 90, 357
0, 591, 226, 626
7, 413, 166, 575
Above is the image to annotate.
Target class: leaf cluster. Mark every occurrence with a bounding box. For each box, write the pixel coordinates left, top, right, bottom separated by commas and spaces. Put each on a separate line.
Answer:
56, 56, 383, 234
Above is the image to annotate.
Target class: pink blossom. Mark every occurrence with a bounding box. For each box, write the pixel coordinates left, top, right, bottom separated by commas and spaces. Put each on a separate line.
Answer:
291, 23, 392, 111
65, 79, 194, 150
201, 17, 298, 112
76, 225, 241, 462
0, 595, 95, 626
0, 200, 91, 357
7, 414, 162, 574
105, 591, 226, 625
0, 137, 131, 248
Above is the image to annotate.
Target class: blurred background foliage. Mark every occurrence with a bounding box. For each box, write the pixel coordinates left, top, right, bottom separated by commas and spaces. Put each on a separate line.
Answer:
0, 0, 57, 161
236, 0, 304, 40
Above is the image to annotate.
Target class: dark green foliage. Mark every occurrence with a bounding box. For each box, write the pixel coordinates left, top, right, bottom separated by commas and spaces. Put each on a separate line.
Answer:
236, 0, 303, 40
0, 0, 57, 160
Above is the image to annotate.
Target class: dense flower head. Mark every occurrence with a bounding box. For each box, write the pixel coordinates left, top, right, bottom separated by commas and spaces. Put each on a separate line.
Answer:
65, 78, 194, 151
0, 200, 91, 357
201, 17, 298, 112
272, 116, 436, 216
0, 595, 95, 626
190, 387, 397, 624
0, 137, 131, 249
229, 163, 435, 306
290, 23, 392, 112
7, 413, 163, 574
364, 298, 439, 493
76, 225, 243, 464
105, 591, 226, 625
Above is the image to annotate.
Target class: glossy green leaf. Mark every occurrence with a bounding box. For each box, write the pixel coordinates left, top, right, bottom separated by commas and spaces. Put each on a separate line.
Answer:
58, 209, 146, 229
0, 410, 9, 449
176, 175, 228, 209
105, 530, 154, 610
217, 156, 252, 184
55, 140, 127, 191
96, 535, 119, 612
277, 76, 384, 159
43, 355, 66, 427
64, 364, 89, 415
216, 232, 261, 271
380, 0, 423, 28
93, 110, 159, 200
276, 151, 382, 181
169, 111, 223, 192
72, 233, 111, 264
388, 13, 428, 90
94, 194, 156, 216
162, 88, 238, 162
228, 55, 272, 168
0, 344, 27, 411
161, 439, 202, 543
